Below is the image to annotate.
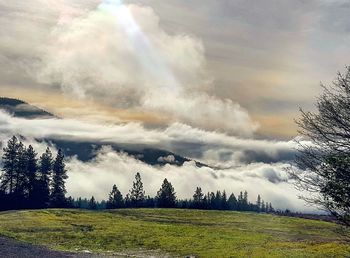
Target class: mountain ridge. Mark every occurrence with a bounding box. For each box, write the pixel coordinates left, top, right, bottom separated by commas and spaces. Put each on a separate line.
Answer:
0, 97, 54, 119
0, 97, 207, 167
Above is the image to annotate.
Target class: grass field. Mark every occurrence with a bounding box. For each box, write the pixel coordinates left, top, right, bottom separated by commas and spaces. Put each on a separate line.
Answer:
0, 209, 349, 257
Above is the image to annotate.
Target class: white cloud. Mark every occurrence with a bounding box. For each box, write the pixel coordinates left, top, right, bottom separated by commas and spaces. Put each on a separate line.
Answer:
35, 1, 257, 136
0, 111, 296, 165
66, 147, 312, 212
0, 111, 314, 211
0, 0, 325, 212
2, 0, 350, 137
157, 154, 176, 164
38, 2, 206, 96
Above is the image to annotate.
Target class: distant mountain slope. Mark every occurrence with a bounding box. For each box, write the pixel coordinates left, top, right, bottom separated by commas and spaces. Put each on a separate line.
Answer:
1, 97, 207, 167
47, 139, 207, 167
0, 97, 54, 119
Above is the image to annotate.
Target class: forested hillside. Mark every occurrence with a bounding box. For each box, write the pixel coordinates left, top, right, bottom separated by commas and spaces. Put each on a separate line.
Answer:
0, 97, 54, 119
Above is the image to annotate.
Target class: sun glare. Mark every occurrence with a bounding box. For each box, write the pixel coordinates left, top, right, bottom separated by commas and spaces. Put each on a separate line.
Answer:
98, 0, 179, 92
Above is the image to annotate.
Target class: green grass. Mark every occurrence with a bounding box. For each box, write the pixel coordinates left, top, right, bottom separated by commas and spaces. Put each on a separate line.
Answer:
0, 209, 349, 257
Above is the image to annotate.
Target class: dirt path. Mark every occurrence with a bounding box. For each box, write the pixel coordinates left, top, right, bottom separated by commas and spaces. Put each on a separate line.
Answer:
0, 237, 171, 258
0, 237, 101, 258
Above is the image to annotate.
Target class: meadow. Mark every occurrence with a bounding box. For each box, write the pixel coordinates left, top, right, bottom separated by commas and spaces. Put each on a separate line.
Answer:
0, 209, 349, 257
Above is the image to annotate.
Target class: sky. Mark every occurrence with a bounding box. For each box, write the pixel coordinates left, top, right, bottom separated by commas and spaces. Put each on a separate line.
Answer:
0, 0, 349, 211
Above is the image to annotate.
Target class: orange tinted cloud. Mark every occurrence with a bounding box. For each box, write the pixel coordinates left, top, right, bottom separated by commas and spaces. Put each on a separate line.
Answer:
1, 86, 168, 126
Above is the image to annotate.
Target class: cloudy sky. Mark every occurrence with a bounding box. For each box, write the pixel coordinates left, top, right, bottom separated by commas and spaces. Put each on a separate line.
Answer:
0, 0, 349, 211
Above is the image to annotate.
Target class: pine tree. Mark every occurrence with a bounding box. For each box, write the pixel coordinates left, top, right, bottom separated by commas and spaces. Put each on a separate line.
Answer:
156, 178, 176, 208
261, 200, 266, 212
88, 196, 97, 210
129, 172, 145, 207
193, 187, 204, 208
0, 136, 28, 209
256, 194, 262, 212
205, 192, 211, 209
227, 193, 237, 210
37, 147, 53, 208
202, 195, 209, 209
14, 142, 28, 202
214, 190, 222, 210
243, 190, 248, 210
268, 202, 274, 213
221, 190, 228, 210
237, 191, 244, 210
124, 193, 131, 208
25, 145, 38, 207
76, 197, 83, 208
1, 136, 20, 195
145, 195, 155, 208
106, 184, 124, 209
66, 196, 75, 208
50, 149, 68, 207
209, 192, 215, 209
1, 136, 18, 195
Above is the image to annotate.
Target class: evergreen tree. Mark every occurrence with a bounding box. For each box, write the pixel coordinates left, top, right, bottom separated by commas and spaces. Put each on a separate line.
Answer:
243, 190, 248, 210
50, 149, 68, 207
237, 191, 244, 210
14, 142, 28, 203
99, 200, 107, 209
178, 199, 190, 209
221, 190, 228, 210
145, 195, 155, 208
156, 178, 176, 208
66, 196, 75, 208
0, 137, 28, 208
256, 194, 262, 212
1, 136, 20, 195
124, 193, 131, 208
88, 196, 97, 210
209, 192, 215, 209
192, 187, 204, 208
202, 195, 209, 209
261, 200, 266, 212
76, 197, 83, 208
205, 192, 211, 209
0, 189, 6, 211
129, 172, 145, 207
227, 193, 237, 210
106, 184, 124, 209
25, 145, 38, 207
37, 147, 53, 208
213, 190, 222, 210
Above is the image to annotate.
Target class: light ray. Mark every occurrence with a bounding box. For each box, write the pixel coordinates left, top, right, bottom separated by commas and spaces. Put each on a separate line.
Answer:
98, 0, 179, 92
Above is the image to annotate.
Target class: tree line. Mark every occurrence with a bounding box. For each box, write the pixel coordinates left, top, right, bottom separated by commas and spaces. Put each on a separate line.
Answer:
0, 136, 274, 213
0, 136, 67, 210
70, 172, 274, 213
